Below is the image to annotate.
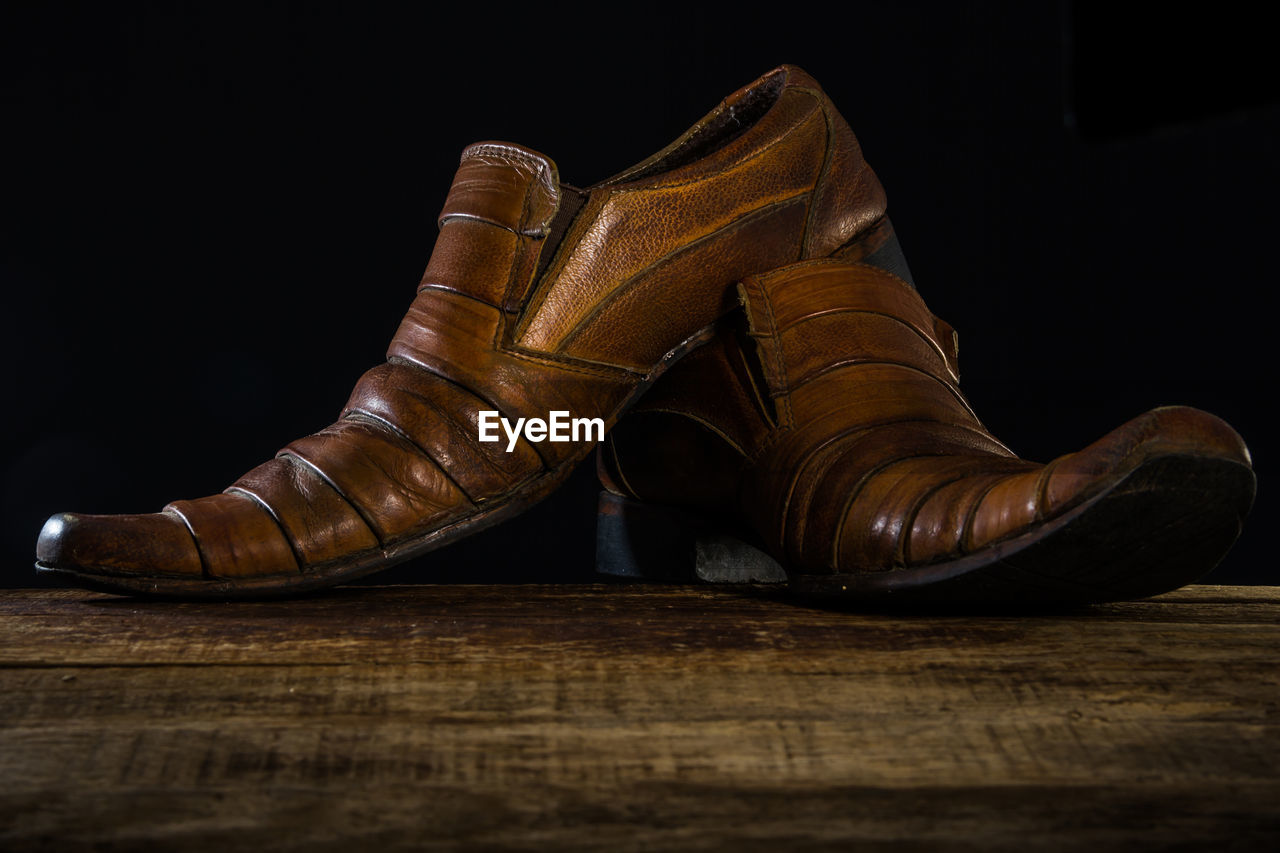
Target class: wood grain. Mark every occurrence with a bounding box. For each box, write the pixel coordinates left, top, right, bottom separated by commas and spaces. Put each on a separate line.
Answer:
1, 584, 1277, 850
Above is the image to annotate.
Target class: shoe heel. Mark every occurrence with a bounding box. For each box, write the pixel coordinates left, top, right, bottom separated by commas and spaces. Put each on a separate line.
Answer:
832, 217, 916, 287
595, 491, 787, 583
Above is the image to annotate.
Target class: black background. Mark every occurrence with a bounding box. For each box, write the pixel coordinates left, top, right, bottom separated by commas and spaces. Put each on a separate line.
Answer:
2, 2, 1274, 588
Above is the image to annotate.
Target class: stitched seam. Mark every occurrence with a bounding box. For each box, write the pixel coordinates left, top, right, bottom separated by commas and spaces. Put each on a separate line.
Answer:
500, 345, 643, 379
595, 67, 790, 186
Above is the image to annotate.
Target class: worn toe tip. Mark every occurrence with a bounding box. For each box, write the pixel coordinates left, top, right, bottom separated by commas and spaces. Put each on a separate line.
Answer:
35, 510, 203, 578
36, 512, 80, 566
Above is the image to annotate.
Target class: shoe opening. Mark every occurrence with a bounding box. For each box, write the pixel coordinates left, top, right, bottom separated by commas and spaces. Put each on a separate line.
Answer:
606, 69, 788, 184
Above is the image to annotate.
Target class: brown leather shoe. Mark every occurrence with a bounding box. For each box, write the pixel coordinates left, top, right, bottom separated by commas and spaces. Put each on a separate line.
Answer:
597, 259, 1256, 603
36, 65, 889, 597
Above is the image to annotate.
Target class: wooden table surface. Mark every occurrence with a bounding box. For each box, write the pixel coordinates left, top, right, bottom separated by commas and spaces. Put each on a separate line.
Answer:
1, 584, 1277, 851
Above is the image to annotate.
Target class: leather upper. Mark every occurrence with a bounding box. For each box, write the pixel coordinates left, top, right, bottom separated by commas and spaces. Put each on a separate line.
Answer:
602, 260, 1252, 575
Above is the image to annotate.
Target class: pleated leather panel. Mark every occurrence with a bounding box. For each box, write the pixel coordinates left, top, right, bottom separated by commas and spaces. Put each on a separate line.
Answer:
389, 286, 503, 384
285, 419, 470, 544
786, 364, 981, 431
344, 362, 542, 496
166, 493, 299, 578
421, 218, 521, 307
783, 423, 1016, 572
965, 469, 1051, 552
742, 261, 958, 391
749, 261, 929, 330
905, 465, 1040, 565
836, 456, 1014, 573
231, 457, 381, 569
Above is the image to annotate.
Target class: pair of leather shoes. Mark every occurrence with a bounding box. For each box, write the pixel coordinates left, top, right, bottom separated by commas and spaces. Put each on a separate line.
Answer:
35, 66, 1254, 601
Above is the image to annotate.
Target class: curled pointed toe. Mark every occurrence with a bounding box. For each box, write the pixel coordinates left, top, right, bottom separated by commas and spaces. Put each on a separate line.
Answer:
36, 511, 203, 586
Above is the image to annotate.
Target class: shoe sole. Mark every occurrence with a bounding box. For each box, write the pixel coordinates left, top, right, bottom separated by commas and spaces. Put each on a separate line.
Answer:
597, 453, 1256, 605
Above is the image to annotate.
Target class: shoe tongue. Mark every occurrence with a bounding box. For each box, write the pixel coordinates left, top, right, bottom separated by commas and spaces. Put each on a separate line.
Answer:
438, 142, 560, 237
